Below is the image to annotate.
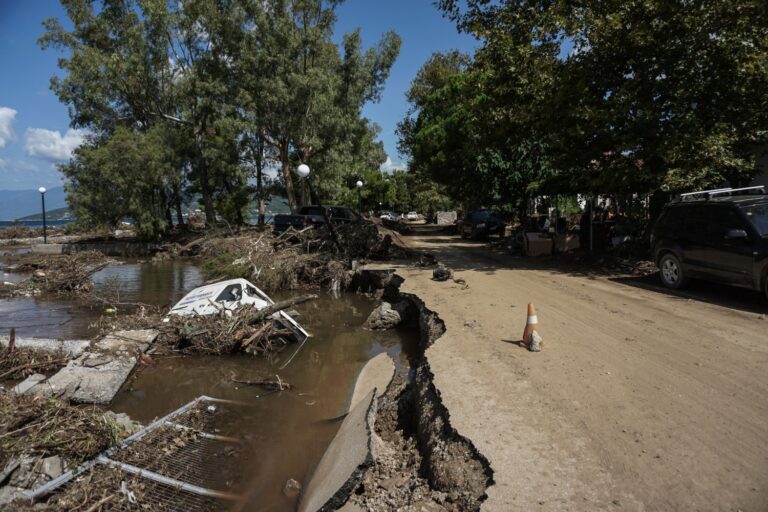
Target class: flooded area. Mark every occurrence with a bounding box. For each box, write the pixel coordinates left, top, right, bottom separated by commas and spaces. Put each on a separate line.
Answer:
1, 254, 419, 511
0, 259, 202, 338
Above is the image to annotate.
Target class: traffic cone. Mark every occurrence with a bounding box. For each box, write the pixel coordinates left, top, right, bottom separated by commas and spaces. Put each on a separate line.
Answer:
522, 303, 541, 350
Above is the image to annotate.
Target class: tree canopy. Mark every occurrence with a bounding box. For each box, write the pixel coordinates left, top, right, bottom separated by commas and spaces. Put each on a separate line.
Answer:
41, 0, 401, 236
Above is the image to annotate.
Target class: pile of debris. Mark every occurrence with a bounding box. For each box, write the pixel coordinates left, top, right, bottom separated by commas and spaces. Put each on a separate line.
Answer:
0, 390, 136, 507
0, 347, 68, 381
1, 251, 110, 296
157, 294, 316, 356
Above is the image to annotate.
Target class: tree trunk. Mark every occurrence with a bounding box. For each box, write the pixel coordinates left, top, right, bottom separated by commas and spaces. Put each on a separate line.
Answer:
199, 163, 216, 224
175, 195, 185, 229
255, 137, 266, 226
280, 144, 298, 213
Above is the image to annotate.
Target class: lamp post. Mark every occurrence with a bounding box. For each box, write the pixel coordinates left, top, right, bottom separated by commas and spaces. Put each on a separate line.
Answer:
355, 180, 363, 213
38, 187, 47, 244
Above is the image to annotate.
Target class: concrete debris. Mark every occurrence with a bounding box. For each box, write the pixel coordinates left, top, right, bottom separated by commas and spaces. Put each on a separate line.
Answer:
298, 390, 376, 512
41, 456, 64, 480
363, 301, 410, 330
26, 329, 158, 404
0, 485, 26, 507
0, 336, 90, 358
435, 211, 457, 225
347, 353, 395, 414
12, 374, 46, 395
103, 411, 142, 435
528, 330, 543, 352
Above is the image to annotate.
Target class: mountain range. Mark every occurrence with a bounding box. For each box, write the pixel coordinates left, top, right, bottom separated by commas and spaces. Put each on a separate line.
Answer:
0, 186, 68, 221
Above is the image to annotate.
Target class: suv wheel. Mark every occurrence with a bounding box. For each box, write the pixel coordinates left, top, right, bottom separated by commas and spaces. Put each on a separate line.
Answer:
659, 253, 688, 289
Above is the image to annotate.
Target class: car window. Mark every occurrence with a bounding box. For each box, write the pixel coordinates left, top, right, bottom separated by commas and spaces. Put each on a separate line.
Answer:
742, 204, 768, 236
216, 284, 242, 302
470, 211, 492, 221
708, 207, 749, 238
302, 207, 325, 216
680, 206, 709, 238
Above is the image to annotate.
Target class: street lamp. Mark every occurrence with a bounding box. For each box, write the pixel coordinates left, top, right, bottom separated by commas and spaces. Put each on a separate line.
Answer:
38, 187, 47, 244
356, 180, 363, 213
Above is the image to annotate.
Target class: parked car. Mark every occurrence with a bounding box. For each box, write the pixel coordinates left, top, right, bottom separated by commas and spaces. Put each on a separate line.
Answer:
273, 205, 361, 234
459, 210, 505, 239
406, 211, 419, 221
378, 211, 398, 222
650, 186, 768, 297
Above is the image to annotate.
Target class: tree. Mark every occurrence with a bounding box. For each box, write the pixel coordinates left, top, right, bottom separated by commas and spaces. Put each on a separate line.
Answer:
438, 0, 768, 195
238, 0, 400, 211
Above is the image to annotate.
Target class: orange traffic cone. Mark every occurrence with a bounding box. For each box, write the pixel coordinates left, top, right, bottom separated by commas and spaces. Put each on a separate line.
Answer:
522, 303, 542, 351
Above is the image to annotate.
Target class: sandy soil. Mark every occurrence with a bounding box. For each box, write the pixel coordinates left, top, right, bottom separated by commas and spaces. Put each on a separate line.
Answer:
374, 234, 768, 512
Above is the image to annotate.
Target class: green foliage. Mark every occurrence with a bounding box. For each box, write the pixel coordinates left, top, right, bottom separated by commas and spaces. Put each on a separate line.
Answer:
431, 0, 768, 199
41, 0, 401, 234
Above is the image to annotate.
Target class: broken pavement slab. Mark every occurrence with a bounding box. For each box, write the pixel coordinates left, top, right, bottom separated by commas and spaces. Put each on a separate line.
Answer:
26, 329, 158, 405
298, 390, 376, 512
12, 374, 46, 394
347, 353, 395, 413
0, 336, 90, 358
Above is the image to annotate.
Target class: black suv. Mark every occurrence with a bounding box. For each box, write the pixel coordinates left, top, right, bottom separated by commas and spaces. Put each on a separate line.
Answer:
459, 210, 505, 239
651, 187, 768, 297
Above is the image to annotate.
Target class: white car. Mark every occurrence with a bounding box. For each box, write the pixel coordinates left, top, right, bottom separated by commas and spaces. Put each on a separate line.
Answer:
406, 211, 419, 221
167, 278, 309, 342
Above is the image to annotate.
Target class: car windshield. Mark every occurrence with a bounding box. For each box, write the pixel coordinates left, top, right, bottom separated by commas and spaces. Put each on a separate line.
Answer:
742, 204, 768, 236
470, 211, 492, 221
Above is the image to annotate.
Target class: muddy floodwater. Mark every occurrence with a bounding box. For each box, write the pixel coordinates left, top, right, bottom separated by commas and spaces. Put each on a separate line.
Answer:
1, 257, 418, 511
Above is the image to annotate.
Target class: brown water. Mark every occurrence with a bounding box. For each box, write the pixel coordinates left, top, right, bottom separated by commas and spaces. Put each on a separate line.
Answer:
112, 293, 418, 511
0, 259, 202, 338
1, 257, 418, 511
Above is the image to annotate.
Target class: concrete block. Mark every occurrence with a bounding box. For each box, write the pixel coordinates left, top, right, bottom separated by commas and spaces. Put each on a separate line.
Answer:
30, 244, 64, 255
0, 337, 90, 358
95, 329, 158, 353
298, 390, 376, 512
13, 374, 46, 394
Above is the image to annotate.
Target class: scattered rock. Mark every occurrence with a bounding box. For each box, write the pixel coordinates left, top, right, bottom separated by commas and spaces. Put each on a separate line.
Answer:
41, 456, 64, 480
363, 301, 411, 330
432, 265, 452, 281
283, 478, 302, 497
104, 411, 142, 435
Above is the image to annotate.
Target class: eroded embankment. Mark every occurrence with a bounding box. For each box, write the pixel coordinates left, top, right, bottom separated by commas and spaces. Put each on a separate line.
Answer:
348, 270, 493, 511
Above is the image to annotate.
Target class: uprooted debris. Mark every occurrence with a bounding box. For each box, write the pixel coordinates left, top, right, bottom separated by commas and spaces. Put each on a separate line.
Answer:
0, 347, 69, 382
0, 391, 126, 483
2, 251, 110, 296
157, 295, 316, 356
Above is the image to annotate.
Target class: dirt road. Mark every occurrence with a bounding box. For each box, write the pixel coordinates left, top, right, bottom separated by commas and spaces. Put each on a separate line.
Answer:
381, 234, 768, 511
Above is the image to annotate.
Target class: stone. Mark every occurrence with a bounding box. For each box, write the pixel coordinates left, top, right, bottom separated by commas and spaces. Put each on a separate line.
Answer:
9, 456, 45, 489
0, 485, 27, 507
432, 265, 452, 282
528, 330, 542, 352
41, 456, 63, 480
12, 374, 46, 395
283, 478, 302, 497
95, 329, 158, 353
363, 301, 410, 330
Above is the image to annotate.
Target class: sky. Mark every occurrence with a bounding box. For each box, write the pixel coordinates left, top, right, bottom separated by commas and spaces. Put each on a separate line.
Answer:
0, 0, 477, 191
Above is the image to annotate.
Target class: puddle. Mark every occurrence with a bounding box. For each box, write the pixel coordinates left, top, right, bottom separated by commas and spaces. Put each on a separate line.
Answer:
111, 293, 418, 511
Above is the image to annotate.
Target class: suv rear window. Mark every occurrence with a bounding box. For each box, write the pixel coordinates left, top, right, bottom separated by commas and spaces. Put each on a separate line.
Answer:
469, 210, 492, 221
742, 204, 768, 236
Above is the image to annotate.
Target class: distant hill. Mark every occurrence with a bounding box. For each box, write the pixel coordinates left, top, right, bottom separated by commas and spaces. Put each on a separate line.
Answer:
16, 207, 73, 221
0, 187, 67, 221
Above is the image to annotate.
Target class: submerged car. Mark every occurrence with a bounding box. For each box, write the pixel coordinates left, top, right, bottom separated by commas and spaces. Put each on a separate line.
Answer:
167, 278, 310, 342
651, 186, 768, 297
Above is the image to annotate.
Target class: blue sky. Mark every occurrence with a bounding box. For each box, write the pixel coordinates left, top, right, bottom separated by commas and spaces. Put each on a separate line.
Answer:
0, 0, 476, 191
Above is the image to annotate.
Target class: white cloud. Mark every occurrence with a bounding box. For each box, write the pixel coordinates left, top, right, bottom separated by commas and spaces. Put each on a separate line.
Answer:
0, 158, 40, 173
24, 128, 85, 162
0, 107, 17, 148
380, 156, 406, 174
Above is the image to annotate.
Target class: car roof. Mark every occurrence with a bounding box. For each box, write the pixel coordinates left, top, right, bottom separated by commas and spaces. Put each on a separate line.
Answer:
669, 196, 768, 208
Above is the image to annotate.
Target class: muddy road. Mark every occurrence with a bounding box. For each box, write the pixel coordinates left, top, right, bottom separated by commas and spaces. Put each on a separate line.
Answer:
377, 234, 768, 512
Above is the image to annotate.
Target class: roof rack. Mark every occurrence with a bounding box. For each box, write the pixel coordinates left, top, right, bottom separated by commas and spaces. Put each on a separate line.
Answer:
678, 186, 765, 201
